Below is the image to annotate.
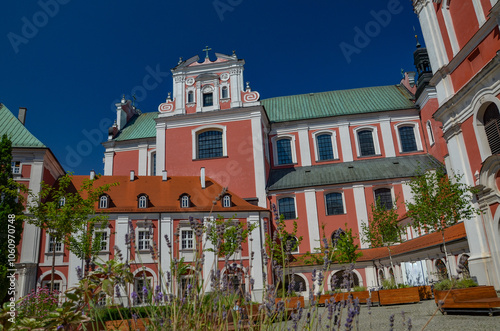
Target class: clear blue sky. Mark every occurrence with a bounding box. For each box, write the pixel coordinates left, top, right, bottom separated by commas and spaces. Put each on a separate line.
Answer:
1, 0, 423, 175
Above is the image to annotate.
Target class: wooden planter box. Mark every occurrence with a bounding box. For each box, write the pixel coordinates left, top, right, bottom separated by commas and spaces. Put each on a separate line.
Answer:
418, 285, 433, 300
434, 286, 500, 316
275, 296, 305, 309
378, 287, 420, 306
316, 291, 371, 305
105, 318, 150, 330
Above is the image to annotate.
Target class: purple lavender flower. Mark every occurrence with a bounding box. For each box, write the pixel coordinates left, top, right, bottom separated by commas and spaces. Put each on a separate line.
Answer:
164, 234, 171, 249
115, 284, 121, 298
131, 291, 138, 304
389, 313, 395, 331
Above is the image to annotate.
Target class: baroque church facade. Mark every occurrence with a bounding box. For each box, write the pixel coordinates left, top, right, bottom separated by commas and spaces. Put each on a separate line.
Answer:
6, 0, 500, 304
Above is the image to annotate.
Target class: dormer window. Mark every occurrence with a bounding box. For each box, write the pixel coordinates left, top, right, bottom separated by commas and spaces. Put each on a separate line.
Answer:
180, 195, 190, 208
221, 86, 229, 99
99, 195, 109, 209
222, 195, 231, 208
203, 93, 213, 107
138, 194, 148, 209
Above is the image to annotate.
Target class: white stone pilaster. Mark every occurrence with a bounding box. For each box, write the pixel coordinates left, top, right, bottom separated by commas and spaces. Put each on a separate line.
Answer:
160, 215, 173, 294
338, 122, 353, 162
353, 185, 369, 248
304, 189, 321, 252
380, 117, 395, 157
104, 151, 114, 176
138, 144, 148, 176
248, 214, 264, 302
203, 216, 216, 293
418, 1, 449, 72
441, 6, 460, 55
251, 114, 268, 208
298, 126, 312, 166
156, 122, 166, 176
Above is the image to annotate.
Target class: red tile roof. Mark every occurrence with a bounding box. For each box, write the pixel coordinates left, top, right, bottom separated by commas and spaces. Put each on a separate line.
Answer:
71, 175, 268, 213
291, 222, 467, 266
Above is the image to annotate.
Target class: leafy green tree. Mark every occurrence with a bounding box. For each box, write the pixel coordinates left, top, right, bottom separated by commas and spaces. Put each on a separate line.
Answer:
333, 225, 362, 265
406, 167, 480, 279
0, 134, 26, 303
362, 197, 405, 271
27, 173, 117, 291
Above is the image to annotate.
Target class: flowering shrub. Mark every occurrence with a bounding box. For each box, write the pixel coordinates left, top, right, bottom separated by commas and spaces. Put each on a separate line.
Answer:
17, 287, 60, 320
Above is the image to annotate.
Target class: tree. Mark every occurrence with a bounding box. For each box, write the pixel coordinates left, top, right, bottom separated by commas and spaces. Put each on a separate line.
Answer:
0, 134, 26, 303
27, 173, 117, 292
362, 197, 405, 272
333, 226, 362, 265
406, 167, 480, 279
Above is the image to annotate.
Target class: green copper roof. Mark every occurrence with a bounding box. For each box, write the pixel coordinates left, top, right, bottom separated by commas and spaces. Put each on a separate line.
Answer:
114, 112, 158, 141
0, 104, 46, 148
267, 154, 442, 191
261, 85, 416, 123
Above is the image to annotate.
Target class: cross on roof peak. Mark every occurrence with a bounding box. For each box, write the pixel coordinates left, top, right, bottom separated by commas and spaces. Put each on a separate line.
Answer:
203, 46, 212, 59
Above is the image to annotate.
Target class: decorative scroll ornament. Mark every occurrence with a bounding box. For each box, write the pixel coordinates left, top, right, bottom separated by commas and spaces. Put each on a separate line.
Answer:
242, 90, 260, 103
158, 93, 175, 112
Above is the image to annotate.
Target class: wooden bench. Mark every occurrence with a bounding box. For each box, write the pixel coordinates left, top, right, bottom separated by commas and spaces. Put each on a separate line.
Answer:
434, 286, 500, 316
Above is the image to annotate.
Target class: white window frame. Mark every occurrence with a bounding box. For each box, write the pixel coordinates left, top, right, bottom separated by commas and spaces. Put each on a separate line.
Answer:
191, 124, 227, 160
186, 89, 195, 104
312, 130, 338, 162
220, 84, 230, 100
353, 126, 381, 157
222, 195, 231, 208
180, 229, 195, 251
138, 195, 148, 209
99, 195, 109, 209
42, 280, 63, 293
94, 230, 109, 252
147, 149, 157, 176
426, 121, 435, 146
324, 191, 346, 216
11, 161, 21, 175
394, 122, 423, 153
134, 277, 152, 305
137, 230, 151, 251
59, 196, 66, 207
180, 195, 190, 208
48, 234, 63, 253
271, 134, 297, 166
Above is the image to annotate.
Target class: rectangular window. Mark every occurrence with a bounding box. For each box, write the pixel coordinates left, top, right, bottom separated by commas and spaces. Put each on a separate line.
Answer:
152, 153, 156, 176
358, 130, 376, 156
181, 230, 194, 250
316, 134, 334, 161
49, 235, 62, 252
95, 231, 108, 251
11, 161, 20, 174
197, 130, 223, 159
42, 281, 61, 293
398, 126, 418, 152
325, 192, 344, 215
203, 93, 213, 107
276, 139, 293, 165
374, 188, 393, 210
138, 231, 150, 251
278, 197, 296, 220
135, 278, 151, 304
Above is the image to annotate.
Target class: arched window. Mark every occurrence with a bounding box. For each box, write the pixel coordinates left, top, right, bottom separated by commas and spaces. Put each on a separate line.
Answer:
221, 86, 229, 99
278, 197, 296, 220
138, 195, 148, 209
389, 267, 395, 281
278, 274, 307, 294
222, 195, 231, 208
435, 259, 448, 280
276, 138, 293, 165
378, 269, 385, 284
331, 228, 345, 246
316, 134, 334, 161
331, 269, 359, 290
325, 192, 344, 215
197, 130, 223, 159
398, 126, 418, 152
483, 103, 500, 154
99, 195, 109, 209
357, 129, 376, 156
374, 188, 392, 210
180, 195, 190, 208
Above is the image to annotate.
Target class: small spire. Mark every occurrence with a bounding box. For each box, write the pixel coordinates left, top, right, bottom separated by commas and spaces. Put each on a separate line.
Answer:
246, 81, 251, 91
203, 46, 212, 59
167, 92, 172, 100
121, 94, 126, 103
414, 26, 421, 48
178, 57, 183, 64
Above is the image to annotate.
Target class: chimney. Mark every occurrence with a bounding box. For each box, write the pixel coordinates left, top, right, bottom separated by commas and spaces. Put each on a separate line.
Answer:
200, 167, 206, 189
90, 170, 95, 180
130, 170, 135, 181
162, 170, 168, 181
18, 107, 27, 126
